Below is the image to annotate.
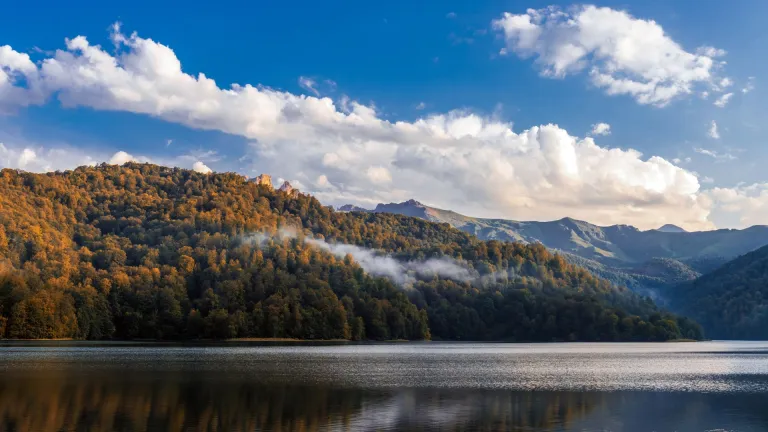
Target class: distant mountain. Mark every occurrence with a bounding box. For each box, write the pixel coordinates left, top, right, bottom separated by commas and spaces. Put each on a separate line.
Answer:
346, 200, 768, 295
656, 224, 687, 233
338, 204, 371, 212
668, 244, 768, 339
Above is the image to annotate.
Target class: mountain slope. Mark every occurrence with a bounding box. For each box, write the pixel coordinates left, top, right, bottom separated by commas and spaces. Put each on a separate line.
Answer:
668, 245, 768, 340
0, 164, 701, 342
359, 200, 768, 293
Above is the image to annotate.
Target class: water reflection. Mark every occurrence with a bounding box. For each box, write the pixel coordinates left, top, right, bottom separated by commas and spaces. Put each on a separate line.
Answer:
2, 373, 768, 431
0, 342, 767, 431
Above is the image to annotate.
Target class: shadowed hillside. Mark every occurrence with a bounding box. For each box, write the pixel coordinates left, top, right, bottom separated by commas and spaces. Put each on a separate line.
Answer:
668, 244, 768, 340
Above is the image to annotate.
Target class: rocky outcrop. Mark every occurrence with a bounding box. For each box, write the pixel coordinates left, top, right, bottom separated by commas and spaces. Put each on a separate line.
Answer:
250, 174, 273, 188
278, 181, 300, 198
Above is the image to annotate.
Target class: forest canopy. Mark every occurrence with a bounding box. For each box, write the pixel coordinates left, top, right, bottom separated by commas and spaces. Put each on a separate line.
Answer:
0, 163, 702, 341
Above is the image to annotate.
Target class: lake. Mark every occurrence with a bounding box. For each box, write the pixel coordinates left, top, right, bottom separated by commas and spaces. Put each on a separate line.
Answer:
0, 341, 766, 431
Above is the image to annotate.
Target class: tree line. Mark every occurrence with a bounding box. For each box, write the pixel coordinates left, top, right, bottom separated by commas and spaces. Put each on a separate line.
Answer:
0, 163, 702, 341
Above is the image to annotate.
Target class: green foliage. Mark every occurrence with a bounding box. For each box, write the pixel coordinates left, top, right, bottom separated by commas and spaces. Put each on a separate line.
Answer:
0, 163, 701, 341
668, 245, 768, 339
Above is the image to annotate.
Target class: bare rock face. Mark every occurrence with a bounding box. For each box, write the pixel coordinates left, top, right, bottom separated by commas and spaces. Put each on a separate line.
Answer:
278, 181, 299, 198
251, 174, 273, 188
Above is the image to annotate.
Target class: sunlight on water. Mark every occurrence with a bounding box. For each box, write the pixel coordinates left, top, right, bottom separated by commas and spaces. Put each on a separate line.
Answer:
0, 341, 766, 431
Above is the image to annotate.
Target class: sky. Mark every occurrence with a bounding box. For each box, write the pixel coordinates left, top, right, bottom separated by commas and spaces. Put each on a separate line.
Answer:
1, 0, 768, 231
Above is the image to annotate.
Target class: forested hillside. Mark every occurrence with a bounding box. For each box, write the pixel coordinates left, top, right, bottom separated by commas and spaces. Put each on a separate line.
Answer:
668, 245, 768, 340
0, 164, 702, 341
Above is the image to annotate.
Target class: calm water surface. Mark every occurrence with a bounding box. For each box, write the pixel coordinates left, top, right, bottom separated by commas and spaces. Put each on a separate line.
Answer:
0, 341, 766, 431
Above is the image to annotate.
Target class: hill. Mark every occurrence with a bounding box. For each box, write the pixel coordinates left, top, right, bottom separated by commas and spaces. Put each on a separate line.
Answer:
667, 245, 768, 340
0, 164, 701, 342
358, 200, 768, 295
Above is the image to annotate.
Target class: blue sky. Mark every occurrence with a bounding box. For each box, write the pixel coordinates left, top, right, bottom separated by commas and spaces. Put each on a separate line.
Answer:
1, 1, 767, 230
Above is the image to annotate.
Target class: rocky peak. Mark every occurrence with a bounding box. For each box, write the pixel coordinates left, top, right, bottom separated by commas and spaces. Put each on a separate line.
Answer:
278, 180, 293, 192
403, 199, 424, 207
250, 174, 273, 188
278, 181, 299, 198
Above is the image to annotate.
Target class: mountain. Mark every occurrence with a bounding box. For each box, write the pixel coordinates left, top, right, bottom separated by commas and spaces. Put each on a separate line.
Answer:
668, 244, 768, 340
347, 200, 768, 295
656, 224, 687, 233
0, 163, 701, 342
337, 204, 369, 212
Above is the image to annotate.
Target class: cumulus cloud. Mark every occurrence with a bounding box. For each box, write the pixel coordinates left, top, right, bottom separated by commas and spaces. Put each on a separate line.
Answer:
0, 24, 759, 230
192, 161, 212, 173
0, 141, 99, 172
707, 120, 720, 139
0, 136, 217, 175
706, 183, 768, 228
0, 45, 47, 111
366, 166, 392, 184
108, 151, 135, 165
492, 5, 730, 106
590, 122, 611, 136
713, 92, 733, 107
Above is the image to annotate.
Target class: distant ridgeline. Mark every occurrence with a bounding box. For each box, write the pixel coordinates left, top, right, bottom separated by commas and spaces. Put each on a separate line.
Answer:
346, 200, 768, 300
0, 164, 701, 341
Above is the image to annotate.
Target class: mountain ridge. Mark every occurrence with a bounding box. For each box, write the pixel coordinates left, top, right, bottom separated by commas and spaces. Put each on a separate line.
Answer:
343, 199, 768, 294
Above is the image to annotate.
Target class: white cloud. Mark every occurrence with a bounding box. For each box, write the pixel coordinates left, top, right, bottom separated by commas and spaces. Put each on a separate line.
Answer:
589, 122, 611, 136
707, 120, 720, 139
0, 134, 219, 175
108, 151, 135, 165
694, 147, 735, 161
492, 5, 729, 106
17, 148, 37, 168
713, 92, 733, 107
718, 77, 733, 89
192, 161, 212, 173
0, 141, 99, 172
700, 176, 714, 184
0, 24, 761, 230
446, 12, 456, 19
298, 76, 319, 96
696, 46, 727, 58
706, 183, 768, 228
742, 77, 755, 94
0, 45, 47, 111
415, 102, 426, 110
366, 166, 392, 184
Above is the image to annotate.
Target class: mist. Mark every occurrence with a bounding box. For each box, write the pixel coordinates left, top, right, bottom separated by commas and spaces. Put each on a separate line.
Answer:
241, 229, 475, 286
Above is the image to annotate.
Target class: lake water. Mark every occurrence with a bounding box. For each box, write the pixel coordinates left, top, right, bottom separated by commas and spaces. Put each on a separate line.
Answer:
0, 341, 767, 431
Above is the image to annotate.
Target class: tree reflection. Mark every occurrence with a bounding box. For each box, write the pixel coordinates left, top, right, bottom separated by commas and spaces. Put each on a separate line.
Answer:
0, 372, 765, 431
